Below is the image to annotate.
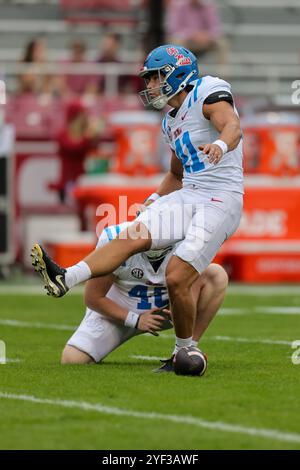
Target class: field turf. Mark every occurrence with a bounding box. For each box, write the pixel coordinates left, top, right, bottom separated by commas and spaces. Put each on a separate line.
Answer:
0, 285, 299, 450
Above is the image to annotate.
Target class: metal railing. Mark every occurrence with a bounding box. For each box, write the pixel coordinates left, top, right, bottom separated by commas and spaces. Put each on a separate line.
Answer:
0, 61, 299, 99
223, 0, 300, 8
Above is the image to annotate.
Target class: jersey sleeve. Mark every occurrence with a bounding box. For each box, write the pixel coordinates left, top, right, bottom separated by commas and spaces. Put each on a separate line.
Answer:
192, 77, 234, 121
161, 115, 175, 151
201, 77, 233, 103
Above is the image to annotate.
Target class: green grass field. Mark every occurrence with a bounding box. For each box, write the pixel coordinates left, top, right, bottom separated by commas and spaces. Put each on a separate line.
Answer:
0, 285, 300, 450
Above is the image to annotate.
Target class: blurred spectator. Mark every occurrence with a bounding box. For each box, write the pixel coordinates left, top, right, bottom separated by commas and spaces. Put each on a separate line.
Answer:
96, 32, 141, 94
63, 38, 97, 96
96, 32, 121, 63
165, 0, 227, 63
96, 32, 120, 93
23, 37, 47, 63
56, 100, 100, 204
19, 37, 48, 94
19, 37, 63, 98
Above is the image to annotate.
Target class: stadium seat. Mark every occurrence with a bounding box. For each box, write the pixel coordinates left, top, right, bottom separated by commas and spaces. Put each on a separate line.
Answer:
60, 0, 147, 25
6, 94, 64, 140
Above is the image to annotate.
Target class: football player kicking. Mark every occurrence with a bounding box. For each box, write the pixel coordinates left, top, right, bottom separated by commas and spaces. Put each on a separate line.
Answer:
32, 44, 243, 375
61, 222, 228, 373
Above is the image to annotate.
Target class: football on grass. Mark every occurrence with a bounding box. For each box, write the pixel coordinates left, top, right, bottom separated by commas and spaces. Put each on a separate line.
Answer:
174, 347, 207, 376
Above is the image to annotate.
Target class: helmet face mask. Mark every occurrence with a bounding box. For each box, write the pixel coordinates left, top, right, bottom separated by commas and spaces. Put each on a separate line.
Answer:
139, 45, 199, 109
139, 66, 174, 110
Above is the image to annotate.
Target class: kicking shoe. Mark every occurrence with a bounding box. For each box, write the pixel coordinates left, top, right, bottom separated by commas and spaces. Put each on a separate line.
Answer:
153, 355, 175, 373
31, 244, 68, 298
174, 347, 207, 376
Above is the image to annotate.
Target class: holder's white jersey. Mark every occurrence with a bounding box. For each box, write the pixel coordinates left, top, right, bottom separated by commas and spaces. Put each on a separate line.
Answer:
97, 223, 172, 314
162, 75, 244, 194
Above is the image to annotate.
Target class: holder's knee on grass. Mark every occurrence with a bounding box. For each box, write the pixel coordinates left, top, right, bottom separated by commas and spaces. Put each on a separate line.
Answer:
61, 345, 95, 365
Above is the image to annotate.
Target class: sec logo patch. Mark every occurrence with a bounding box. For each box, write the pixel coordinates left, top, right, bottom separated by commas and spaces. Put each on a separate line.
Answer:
131, 268, 144, 279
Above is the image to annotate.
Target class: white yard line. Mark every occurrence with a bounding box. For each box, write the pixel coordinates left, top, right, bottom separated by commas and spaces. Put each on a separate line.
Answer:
227, 285, 300, 296
0, 319, 75, 331
219, 308, 248, 315
255, 307, 300, 315
0, 358, 22, 364
193, 306, 299, 316
0, 391, 299, 445
130, 355, 164, 361
0, 284, 299, 297
0, 285, 83, 295
0, 319, 295, 347
210, 336, 292, 346
155, 333, 292, 346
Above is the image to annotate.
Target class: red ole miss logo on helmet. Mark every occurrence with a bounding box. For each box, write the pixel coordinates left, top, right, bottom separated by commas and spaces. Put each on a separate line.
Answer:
166, 47, 192, 66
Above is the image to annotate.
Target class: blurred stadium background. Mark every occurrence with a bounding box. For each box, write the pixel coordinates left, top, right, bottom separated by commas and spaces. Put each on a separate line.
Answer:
1, 0, 300, 452
0, 0, 300, 282
1, 0, 300, 283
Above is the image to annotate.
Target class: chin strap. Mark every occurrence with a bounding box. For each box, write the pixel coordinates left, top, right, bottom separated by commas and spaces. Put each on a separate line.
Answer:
143, 69, 198, 110
152, 95, 169, 110
152, 69, 197, 109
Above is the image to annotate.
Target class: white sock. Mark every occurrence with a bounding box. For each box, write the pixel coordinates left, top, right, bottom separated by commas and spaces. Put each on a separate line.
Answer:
191, 340, 198, 348
173, 336, 193, 355
65, 261, 92, 289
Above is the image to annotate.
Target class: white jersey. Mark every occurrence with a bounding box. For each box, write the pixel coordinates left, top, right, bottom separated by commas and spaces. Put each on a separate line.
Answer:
67, 222, 174, 362
162, 75, 244, 194
97, 223, 173, 314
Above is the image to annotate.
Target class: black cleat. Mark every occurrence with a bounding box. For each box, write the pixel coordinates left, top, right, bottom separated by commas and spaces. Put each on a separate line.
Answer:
31, 244, 68, 298
174, 347, 208, 376
154, 355, 175, 373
